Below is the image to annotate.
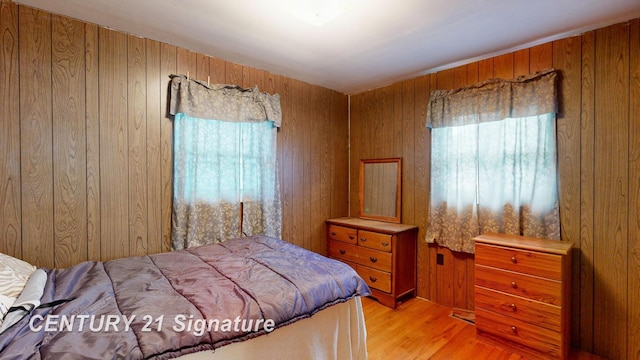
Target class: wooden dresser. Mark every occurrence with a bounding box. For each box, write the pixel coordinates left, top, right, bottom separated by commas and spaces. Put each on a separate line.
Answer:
326, 217, 417, 309
474, 233, 572, 360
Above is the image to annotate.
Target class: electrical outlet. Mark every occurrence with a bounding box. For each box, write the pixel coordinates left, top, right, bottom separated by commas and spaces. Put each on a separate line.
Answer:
436, 253, 444, 265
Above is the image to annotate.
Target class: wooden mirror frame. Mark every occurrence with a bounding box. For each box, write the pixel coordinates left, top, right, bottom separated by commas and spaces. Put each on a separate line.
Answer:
358, 158, 402, 223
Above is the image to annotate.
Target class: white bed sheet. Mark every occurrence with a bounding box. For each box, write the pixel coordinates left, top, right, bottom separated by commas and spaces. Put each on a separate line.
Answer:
177, 296, 368, 360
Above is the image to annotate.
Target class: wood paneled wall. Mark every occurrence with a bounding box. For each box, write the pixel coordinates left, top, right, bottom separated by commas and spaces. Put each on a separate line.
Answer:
350, 19, 640, 360
0, 3, 348, 267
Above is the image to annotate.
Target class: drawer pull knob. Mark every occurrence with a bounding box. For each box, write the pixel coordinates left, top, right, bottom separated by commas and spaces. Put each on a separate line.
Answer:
511, 326, 518, 334
369, 257, 378, 263
511, 256, 517, 263
339, 249, 346, 255
349, 235, 355, 240
360, 238, 367, 242
330, 232, 337, 236
511, 281, 518, 289
509, 303, 517, 311
381, 241, 389, 247
369, 276, 377, 283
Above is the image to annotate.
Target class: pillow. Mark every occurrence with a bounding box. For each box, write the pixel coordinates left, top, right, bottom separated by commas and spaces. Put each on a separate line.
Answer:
0, 294, 17, 327
0, 252, 37, 298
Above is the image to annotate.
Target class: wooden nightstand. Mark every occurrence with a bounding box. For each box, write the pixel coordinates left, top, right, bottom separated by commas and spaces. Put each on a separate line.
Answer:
474, 233, 572, 360
326, 217, 417, 309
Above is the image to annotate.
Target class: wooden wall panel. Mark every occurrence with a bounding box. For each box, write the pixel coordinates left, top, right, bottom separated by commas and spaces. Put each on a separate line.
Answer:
159, 43, 176, 253
52, 15, 87, 268
593, 23, 629, 360
1, 3, 347, 269
629, 18, 640, 360
0, 2, 21, 258
19, 7, 54, 268
553, 34, 583, 349
85, 23, 101, 261
349, 18, 640, 360
99, 27, 129, 261
127, 34, 148, 257
579, 29, 596, 353
145, 39, 163, 256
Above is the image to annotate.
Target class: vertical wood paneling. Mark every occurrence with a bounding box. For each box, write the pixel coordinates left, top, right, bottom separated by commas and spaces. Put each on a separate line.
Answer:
552, 34, 582, 349
0, 2, 21, 258
19, 7, 54, 268
514, 48, 530, 77
52, 15, 87, 267
579, 29, 596, 352
159, 43, 176, 252
145, 39, 162, 255
530, 42, 553, 72
278, 76, 293, 243
330, 90, 348, 219
593, 23, 629, 360
414, 75, 430, 300
99, 27, 129, 261
127, 34, 148, 257
627, 18, 640, 360
209, 57, 226, 84
85, 23, 101, 261
493, 53, 513, 79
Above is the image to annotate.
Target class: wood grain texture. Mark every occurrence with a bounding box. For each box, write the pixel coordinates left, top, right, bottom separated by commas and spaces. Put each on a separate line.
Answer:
85, 23, 101, 261
160, 42, 176, 253
579, 30, 596, 353
593, 23, 629, 360
0, 2, 21, 258
145, 39, 162, 255
99, 27, 129, 261
52, 14, 87, 267
127, 34, 148, 257
552, 34, 582, 349
19, 7, 54, 268
628, 18, 640, 360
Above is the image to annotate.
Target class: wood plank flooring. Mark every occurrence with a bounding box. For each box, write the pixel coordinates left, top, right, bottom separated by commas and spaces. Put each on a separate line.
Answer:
362, 297, 606, 360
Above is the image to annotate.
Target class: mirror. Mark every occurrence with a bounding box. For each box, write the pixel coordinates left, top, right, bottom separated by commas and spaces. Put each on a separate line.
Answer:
359, 158, 402, 223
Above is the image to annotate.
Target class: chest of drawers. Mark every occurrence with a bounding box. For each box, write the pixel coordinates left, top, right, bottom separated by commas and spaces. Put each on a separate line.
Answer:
474, 233, 572, 360
326, 217, 417, 309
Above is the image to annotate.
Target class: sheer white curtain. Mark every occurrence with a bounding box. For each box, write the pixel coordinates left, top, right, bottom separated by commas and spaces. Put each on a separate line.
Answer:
425, 70, 561, 253
169, 75, 282, 250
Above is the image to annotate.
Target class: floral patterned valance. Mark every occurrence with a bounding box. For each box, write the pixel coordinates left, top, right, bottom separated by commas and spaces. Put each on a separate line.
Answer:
426, 68, 557, 128
169, 75, 282, 127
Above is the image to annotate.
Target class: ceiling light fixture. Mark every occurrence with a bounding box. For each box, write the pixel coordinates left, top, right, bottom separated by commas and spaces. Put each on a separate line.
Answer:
284, 0, 351, 27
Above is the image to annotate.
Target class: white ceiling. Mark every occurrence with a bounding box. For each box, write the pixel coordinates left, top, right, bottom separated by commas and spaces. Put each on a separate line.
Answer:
15, 0, 640, 94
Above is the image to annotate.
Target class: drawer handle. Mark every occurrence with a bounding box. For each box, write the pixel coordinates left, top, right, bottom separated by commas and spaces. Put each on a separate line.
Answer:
330, 232, 337, 236
511, 256, 517, 264
381, 241, 389, 247
360, 238, 367, 242
509, 303, 517, 311
369, 256, 378, 263
369, 276, 377, 283
339, 249, 346, 255
511, 281, 518, 289
511, 326, 518, 334
349, 235, 355, 240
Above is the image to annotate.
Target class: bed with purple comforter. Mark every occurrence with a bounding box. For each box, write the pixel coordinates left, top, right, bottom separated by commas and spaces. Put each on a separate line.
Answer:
0, 236, 370, 359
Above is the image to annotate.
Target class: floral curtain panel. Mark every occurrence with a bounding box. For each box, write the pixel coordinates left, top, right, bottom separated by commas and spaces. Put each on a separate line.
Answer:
169, 75, 282, 250
425, 69, 560, 253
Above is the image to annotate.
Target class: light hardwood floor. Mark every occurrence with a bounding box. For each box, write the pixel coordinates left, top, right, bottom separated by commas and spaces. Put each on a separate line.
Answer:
362, 297, 605, 360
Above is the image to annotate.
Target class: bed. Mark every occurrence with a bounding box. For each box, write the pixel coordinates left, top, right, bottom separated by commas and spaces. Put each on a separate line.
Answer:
0, 236, 370, 359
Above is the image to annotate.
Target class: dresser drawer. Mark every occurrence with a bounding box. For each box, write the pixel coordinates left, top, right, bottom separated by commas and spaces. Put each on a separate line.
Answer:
476, 243, 563, 281
357, 246, 392, 272
358, 230, 392, 252
476, 308, 562, 359
475, 285, 561, 332
328, 225, 357, 244
328, 239, 358, 264
357, 265, 391, 293
475, 265, 562, 306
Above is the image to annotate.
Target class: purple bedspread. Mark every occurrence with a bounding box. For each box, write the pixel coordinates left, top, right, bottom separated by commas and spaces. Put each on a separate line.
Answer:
0, 236, 370, 359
